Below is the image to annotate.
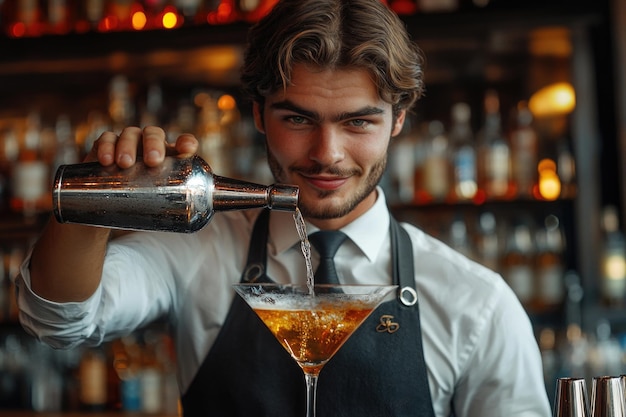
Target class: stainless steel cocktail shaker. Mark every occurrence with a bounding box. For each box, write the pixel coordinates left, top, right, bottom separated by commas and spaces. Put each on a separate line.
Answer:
554, 377, 591, 417
52, 155, 299, 233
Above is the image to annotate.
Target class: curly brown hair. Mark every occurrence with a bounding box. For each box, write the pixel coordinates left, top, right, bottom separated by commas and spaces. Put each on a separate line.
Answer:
240, 0, 425, 118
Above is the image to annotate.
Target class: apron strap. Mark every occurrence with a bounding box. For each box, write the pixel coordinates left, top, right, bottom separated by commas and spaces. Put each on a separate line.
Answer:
390, 216, 419, 306
241, 209, 270, 283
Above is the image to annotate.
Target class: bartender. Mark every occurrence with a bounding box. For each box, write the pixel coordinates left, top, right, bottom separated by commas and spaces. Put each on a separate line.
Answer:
15, 0, 551, 415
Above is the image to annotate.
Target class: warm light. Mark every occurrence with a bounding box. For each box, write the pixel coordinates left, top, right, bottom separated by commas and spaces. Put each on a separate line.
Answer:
208, 3, 235, 24
9, 22, 26, 37
132, 11, 147, 30
537, 159, 561, 201
538, 158, 557, 175
604, 255, 626, 280
162, 11, 178, 29
100, 16, 119, 31
217, 95, 237, 111
529, 82, 576, 117
194, 92, 210, 107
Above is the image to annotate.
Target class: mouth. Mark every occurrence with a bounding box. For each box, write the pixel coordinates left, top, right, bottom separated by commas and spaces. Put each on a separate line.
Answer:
301, 174, 349, 191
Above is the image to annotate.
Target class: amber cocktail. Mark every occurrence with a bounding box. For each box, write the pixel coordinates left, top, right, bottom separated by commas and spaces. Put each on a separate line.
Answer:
233, 283, 397, 417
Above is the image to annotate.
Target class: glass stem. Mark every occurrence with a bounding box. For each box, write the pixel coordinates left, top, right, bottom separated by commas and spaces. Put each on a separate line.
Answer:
304, 372, 319, 417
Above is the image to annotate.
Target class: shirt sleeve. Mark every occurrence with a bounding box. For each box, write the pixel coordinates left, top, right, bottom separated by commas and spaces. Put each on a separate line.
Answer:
452, 281, 552, 417
14, 245, 103, 349
14, 231, 184, 349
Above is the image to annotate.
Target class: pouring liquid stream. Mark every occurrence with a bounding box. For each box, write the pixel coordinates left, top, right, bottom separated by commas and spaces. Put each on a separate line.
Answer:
293, 208, 316, 295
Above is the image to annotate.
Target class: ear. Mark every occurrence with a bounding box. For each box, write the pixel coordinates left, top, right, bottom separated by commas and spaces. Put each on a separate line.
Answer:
252, 101, 265, 134
391, 110, 407, 137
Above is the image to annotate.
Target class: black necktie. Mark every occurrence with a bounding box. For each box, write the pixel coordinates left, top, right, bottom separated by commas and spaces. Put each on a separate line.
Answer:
308, 231, 348, 285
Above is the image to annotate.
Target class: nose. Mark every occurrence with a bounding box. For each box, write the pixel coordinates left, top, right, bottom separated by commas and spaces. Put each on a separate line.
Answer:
308, 126, 345, 166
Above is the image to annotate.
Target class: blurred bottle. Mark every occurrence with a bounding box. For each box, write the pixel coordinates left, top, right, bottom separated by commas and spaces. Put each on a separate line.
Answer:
29, 343, 63, 412
82, 111, 111, 156
10, 0, 44, 36
175, 0, 203, 24
75, 0, 106, 31
10, 112, 51, 221
46, 0, 72, 34
421, 120, 450, 202
196, 92, 228, 176
139, 83, 166, 128
79, 347, 108, 411
501, 216, 536, 306
387, 117, 416, 203
237, 0, 279, 21
108, 75, 136, 132
477, 90, 512, 200
476, 211, 500, 272
0, 128, 20, 211
448, 214, 475, 260
52, 114, 80, 175
412, 121, 430, 204
599, 205, 626, 307
165, 100, 196, 144
535, 214, 565, 310
448, 102, 478, 202
558, 324, 591, 382
586, 321, 623, 379
509, 101, 538, 199
538, 328, 560, 406
557, 137, 577, 199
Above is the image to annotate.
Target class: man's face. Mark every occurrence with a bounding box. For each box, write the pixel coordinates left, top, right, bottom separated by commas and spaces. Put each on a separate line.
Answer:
253, 64, 406, 229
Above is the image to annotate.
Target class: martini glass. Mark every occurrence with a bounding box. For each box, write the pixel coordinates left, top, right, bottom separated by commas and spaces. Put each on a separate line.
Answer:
233, 283, 397, 417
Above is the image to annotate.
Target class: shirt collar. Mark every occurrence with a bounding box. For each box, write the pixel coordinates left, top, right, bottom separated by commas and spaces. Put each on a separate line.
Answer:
269, 187, 390, 263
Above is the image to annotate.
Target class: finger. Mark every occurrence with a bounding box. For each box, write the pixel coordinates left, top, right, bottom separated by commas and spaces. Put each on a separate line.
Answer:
172, 133, 199, 157
115, 126, 142, 168
90, 131, 119, 166
141, 126, 168, 166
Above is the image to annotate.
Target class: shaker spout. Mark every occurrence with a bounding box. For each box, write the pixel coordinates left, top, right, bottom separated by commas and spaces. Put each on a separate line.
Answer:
268, 184, 299, 211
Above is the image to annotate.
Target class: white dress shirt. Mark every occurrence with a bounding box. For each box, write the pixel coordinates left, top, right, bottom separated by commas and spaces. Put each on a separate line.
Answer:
15, 188, 551, 416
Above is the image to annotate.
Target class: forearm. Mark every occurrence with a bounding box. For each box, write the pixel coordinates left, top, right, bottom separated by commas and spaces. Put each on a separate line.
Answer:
29, 217, 112, 302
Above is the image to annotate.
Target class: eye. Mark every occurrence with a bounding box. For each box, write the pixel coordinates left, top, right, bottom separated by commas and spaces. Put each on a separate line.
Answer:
286, 115, 309, 125
348, 119, 370, 128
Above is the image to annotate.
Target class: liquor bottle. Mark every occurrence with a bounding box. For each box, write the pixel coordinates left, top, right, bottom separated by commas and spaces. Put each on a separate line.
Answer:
47, 0, 72, 34
509, 101, 538, 199
76, 0, 105, 31
139, 83, 165, 128
387, 115, 416, 203
448, 214, 475, 261
52, 155, 299, 233
557, 137, 576, 199
237, 0, 279, 21
108, 75, 135, 132
599, 205, 626, 307
79, 347, 108, 411
476, 211, 500, 272
10, 111, 50, 220
175, 0, 203, 24
0, 127, 20, 211
477, 90, 512, 200
501, 216, 536, 306
196, 93, 229, 175
421, 120, 450, 202
535, 214, 565, 309
52, 114, 80, 175
16, 0, 43, 36
448, 102, 478, 202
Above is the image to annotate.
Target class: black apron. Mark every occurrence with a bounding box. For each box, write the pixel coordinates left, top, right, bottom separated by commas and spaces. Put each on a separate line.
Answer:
181, 209, 435, 417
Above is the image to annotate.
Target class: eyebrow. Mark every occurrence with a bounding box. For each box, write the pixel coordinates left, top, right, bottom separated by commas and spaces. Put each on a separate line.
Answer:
269, 100, 386, 123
